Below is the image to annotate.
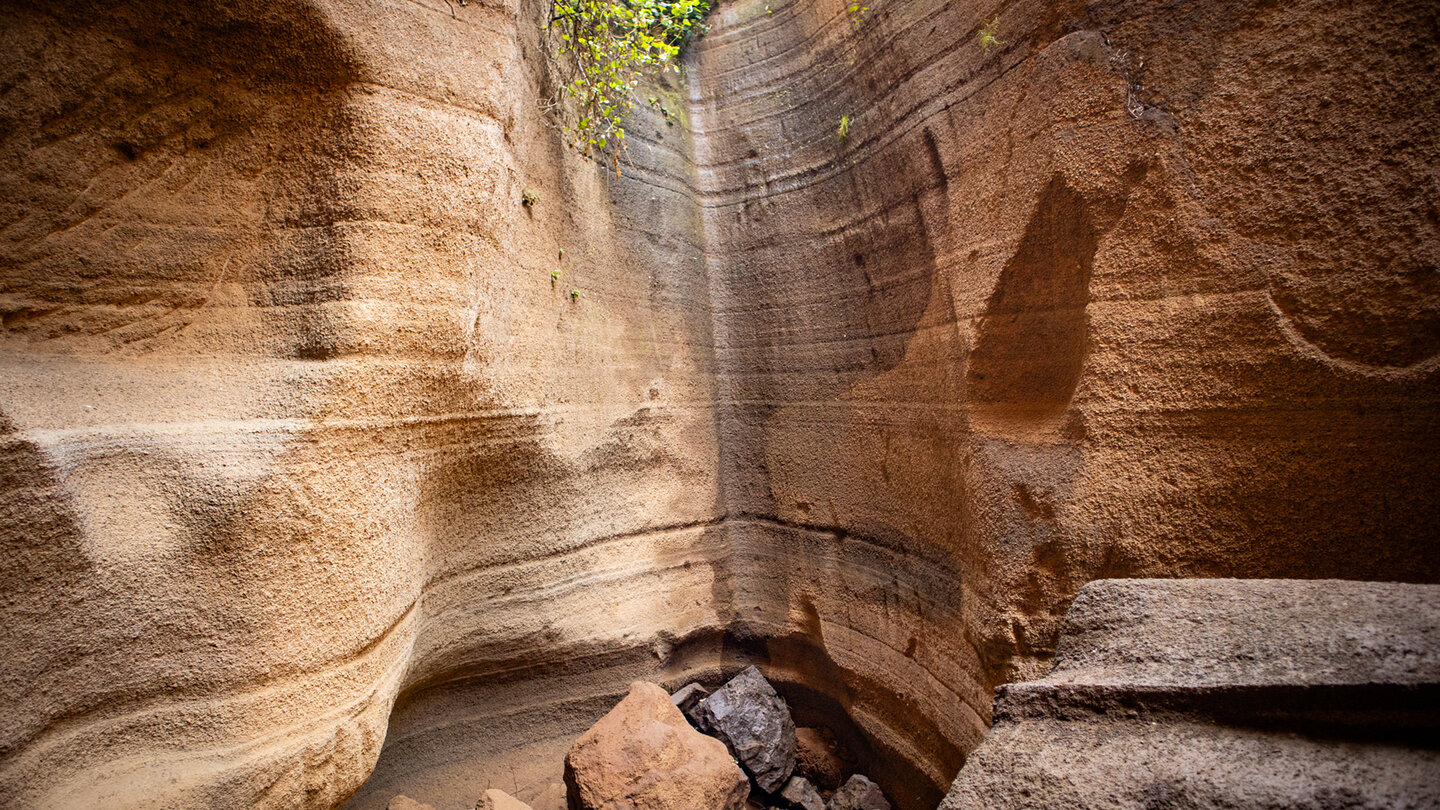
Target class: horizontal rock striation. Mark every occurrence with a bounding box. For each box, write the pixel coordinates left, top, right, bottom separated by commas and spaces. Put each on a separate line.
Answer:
0, 0, 1436, 808
0, 0, 721, 807
687, 0, 1440, 804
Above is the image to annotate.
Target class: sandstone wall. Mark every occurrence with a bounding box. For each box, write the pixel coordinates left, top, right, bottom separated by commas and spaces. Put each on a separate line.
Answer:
0, 0, 1435, 808
0, 0, 725, 807
690, 0, 1438, 806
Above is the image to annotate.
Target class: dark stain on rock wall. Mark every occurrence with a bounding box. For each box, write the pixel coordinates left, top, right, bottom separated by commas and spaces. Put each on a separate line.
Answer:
968, 175, 1096, 426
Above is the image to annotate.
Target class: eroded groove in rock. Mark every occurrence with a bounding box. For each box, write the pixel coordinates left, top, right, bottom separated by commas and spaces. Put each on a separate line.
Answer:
691, 0, 1439, 804
1, 0, 721, 806
1, 0, 1437, 807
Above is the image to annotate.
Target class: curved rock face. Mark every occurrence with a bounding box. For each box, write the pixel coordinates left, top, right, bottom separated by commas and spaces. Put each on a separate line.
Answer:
0, 0, 721, 806
0, 0, 1435, 809
686, 0, 1438, 805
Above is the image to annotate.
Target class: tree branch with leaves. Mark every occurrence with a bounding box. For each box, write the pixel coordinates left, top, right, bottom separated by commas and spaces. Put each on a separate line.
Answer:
542, 0, 709, 159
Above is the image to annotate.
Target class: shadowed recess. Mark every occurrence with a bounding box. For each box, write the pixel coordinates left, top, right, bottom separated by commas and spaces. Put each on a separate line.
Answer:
968, 175, 1096, 426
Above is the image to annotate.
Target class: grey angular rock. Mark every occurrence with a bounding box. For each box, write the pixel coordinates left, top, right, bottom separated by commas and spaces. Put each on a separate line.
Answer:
696, 665, 797, 792
670, 681, 710, 727
779, 775, 825, 810
828, 775, 891, 810
940, 579, 1440, 810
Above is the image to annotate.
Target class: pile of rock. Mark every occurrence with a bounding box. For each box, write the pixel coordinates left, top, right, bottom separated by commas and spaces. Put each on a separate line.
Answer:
565, 666, 893, 810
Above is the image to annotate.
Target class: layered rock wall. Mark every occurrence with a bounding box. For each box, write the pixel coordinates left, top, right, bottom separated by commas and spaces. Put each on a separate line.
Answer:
0, 0, 1436, 808
690, 0, 1438, 804
1, 0, 724, 806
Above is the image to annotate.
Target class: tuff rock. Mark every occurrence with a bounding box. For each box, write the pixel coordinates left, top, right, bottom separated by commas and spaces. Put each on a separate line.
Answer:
529, 784, 567, 810
0, 1, 1434, 809
476, 788, 533, 810
793, 727, 849, 792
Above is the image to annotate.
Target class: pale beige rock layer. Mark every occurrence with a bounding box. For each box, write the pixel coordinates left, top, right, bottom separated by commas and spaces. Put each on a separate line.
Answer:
0, 0, 720, 807
0, 0, 1435, 808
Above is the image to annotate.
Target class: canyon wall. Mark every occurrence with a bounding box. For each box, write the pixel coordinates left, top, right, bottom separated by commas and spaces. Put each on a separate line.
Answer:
0, 0, 1435, 808
0, 0, 726, 806
689, 0, 1438, 805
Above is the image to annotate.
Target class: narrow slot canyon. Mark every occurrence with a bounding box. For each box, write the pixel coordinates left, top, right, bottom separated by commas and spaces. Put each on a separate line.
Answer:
0, 0, 1436, 809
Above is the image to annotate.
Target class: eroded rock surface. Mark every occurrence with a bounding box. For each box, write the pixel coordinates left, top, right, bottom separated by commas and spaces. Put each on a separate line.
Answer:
0, 0, 1434, 807
941, 579, 1440, 809
530, 784, 567, 810
477, 789, 533, 810
564, 682, 749, 810
683, 0, 1440, 804
778, 776, 825, 810
0, 0, 722, 807
793, 728, 848, 792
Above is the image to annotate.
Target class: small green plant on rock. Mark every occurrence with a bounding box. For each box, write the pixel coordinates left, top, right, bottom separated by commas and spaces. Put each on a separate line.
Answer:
570, 288, 582, 300
522, 189, 540, 208
979, 16, 1006, 53
647, 95, 680, 126
837, 114, 852, 140
847, 2, 869, 28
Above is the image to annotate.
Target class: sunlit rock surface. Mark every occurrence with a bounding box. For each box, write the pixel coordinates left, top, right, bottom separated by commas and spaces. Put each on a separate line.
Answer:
0, 0, 1435, 808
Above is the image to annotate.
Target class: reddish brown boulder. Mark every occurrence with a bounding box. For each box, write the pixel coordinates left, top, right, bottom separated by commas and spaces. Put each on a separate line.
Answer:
564, 682, 749, 810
